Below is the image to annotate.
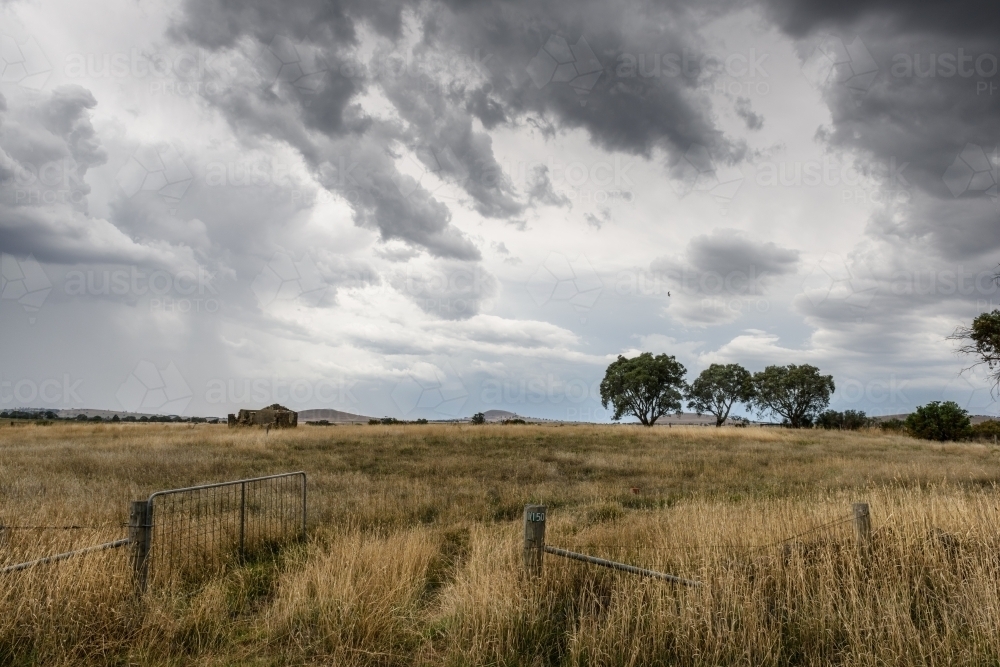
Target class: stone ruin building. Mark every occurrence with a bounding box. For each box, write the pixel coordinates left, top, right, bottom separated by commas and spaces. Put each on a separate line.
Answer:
228, 403, 298, 429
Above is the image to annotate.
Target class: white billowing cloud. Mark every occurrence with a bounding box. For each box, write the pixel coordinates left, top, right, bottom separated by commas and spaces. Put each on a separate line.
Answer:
705, 330, 819, 367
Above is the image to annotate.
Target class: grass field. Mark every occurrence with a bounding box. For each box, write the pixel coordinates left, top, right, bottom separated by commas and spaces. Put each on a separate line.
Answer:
2, 422, 1000, 665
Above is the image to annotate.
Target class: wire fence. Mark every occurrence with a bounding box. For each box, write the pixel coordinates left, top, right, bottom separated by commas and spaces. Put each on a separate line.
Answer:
0, 485, 926, 597
523, 504, 873, 585
1, 472, 307, 584
556, 514, 858, 554
139, 472, 306, 587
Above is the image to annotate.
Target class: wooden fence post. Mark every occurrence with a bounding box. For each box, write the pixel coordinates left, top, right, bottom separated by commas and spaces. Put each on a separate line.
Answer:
523, 504, 546, 577
129, 500, 152, 591
852, 502, 871, 551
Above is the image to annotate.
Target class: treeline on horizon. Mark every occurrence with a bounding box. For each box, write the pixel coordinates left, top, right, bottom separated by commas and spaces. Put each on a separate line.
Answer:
0, 410, 220, 424
597, 353, 1000, 443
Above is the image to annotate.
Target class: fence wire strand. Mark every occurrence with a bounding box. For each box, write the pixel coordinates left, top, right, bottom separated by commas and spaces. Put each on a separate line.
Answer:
558, 513, 857, 553
0, 525, 106, 531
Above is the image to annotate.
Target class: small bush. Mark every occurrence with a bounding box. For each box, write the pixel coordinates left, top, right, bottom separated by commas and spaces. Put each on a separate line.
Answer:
470, 412, 486, 425
905, 401, 972, 441
879, 418, 906, 432
816, 410, 872, 430
972, 420, 1000, 441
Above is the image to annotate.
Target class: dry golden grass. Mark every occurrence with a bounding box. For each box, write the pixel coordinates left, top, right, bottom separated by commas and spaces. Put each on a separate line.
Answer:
2, 421, 1000, 665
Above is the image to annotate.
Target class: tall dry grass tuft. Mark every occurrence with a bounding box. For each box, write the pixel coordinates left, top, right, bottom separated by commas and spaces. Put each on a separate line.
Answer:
263, 530, 440, 665
0, 546, 136, 666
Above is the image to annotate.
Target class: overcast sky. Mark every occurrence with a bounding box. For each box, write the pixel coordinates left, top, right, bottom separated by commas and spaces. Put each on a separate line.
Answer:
0, 0, 997, 421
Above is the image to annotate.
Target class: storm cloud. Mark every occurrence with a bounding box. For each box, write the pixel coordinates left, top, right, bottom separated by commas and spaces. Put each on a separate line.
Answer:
0, 0, 995, 420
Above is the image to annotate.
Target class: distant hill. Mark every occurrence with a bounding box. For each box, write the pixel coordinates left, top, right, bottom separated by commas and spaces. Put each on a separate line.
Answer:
653, 412, 739, 426
483, 409, 516, 420
477, 410, 741, 425
480, 410, 552, 423
297, 408, 372, 423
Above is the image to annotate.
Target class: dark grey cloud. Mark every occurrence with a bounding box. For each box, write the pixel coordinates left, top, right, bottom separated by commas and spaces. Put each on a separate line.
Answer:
685, 228, 800, 277
1, 86, 104, 193
0, 87, 194, 268
735, 97, 763, 130
763, 1, 999, 262
866, 195, 1000, 261
465, 85, 507, 129
168, 0, 404, 49
429, 1, 747, 163
40, 86, 106, 172
807, 30, 998, 197
648, 230, 799, 326
170, 4, 482, 260
584, 208, 610, 229
379, 63, 525, 220
168, 0, 753, 257
795, 247, 999, 326
743, 0, 999, 390
207, 82, 481, 260
525, 165, 570, 208
765, 0, 1000, 38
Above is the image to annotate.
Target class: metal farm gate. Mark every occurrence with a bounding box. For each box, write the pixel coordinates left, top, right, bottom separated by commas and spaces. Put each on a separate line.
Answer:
130, 472, 306, 587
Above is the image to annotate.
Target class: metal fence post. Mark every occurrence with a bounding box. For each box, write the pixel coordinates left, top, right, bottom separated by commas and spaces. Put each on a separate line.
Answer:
239, 481, 246, 559
129, 500, 152, 591
301, 473, 307, 540
852, 502, 871, 552
523, 504, 546, 577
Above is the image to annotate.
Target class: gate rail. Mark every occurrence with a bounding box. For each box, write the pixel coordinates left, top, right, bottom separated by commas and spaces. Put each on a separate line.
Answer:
132, 471, 307, 588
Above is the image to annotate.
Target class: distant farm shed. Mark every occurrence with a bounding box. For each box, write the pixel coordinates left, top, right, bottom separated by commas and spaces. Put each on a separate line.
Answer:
228, 404, 298, 429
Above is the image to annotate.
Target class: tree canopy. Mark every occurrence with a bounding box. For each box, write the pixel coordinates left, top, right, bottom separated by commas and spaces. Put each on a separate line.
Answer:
600, 353, 687, 426
686, 363, 754, 427
905, 401, 972, 441
951, 308, 1000, 393
751, 364, 835, 428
